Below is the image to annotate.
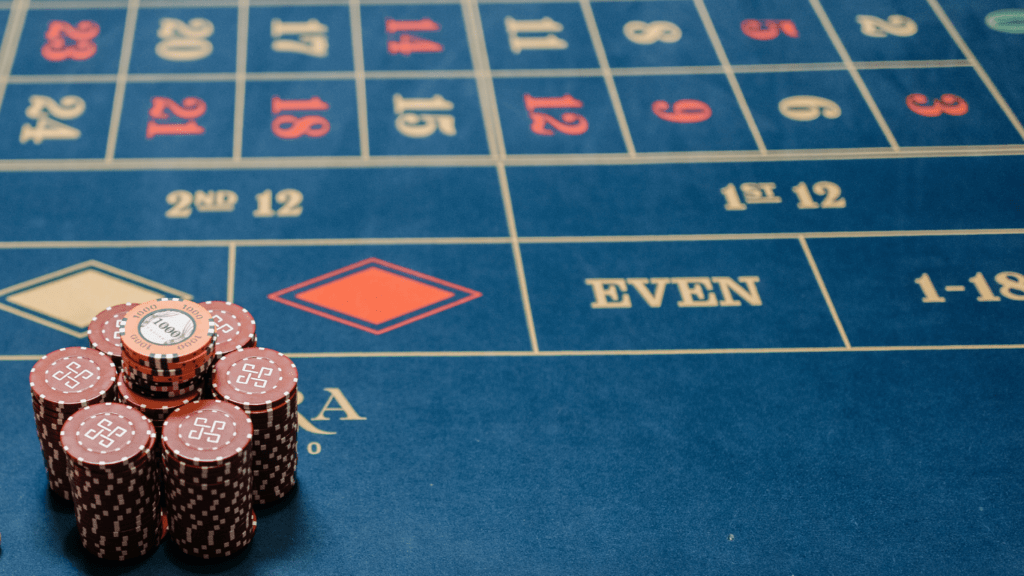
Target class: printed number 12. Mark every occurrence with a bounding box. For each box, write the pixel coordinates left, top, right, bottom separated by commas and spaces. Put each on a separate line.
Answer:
523, 93, 589, 136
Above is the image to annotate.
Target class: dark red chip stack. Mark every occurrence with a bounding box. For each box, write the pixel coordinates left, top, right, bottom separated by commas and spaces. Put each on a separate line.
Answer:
116, 373, 200, 433
60, 402, 162, 561
201, 301, 257, 360
86, 303, 135, 367
162, 400, 256, 559
118, 299, 218, 399
211, 348, 299, 505
30, 347, 118, 500
116, 373, 201, 489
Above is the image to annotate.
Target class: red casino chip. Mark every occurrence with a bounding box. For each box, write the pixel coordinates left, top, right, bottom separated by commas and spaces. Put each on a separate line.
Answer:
30, 347, 118, 409
60, 403, 162, 561
86, 303, 134, 364
60, 402, 156, 468
211, 348, 299, 505
162, 399, 255, 559
162, 400, 252, 465
201, 301, 257, 358
119, 299, 216, 368
116, 373, 199, 417
211, 348, 297, 408
120, 355, 216, 383
30, 348, 118, 500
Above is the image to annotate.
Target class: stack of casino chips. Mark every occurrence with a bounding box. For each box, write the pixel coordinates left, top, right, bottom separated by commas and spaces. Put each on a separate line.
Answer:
201, 301, 258, 361
30, 347, 118, 500
115, 373, 200, 433
60, 403, 163, 561
162, 399, 257, 559
117, 299, 217, 399
86, 302, 135, 367
115, 372, 200, 489
212, 348, 299, 505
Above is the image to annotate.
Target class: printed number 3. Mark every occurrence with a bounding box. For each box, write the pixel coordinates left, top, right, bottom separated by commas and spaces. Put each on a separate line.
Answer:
906, 93, 968, 117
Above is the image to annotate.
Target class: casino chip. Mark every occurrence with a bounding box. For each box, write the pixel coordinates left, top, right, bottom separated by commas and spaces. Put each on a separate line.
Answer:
116, 372, 201, 490
30, 347, 118, 500
118, 299, 218, 399
86, 303, 135, 366
212, 348, 299, 505
201, 301, 257, 360
60, 403, 162, 561
32, 299, 283, 563
162, 400, 256, 559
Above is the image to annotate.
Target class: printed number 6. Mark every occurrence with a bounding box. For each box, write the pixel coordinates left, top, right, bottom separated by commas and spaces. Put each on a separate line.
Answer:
778, 95, 842, 122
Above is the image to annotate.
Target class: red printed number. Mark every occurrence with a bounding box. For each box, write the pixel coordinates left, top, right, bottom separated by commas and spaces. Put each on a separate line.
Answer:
741, 19, 799, 41
146, 96, 206, 138
652, 99, 712, 124
271, 96, 330, 139
386, 18, 444, 56
523, 94, 589, 136
906, 93, 968, 117
41, 20, 100, 62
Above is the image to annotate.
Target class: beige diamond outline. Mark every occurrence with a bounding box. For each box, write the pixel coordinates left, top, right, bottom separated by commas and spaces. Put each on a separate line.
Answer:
0, 260, 193, 338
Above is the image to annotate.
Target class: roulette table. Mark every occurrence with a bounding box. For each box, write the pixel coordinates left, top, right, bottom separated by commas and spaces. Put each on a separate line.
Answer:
0, 0, 1022, 573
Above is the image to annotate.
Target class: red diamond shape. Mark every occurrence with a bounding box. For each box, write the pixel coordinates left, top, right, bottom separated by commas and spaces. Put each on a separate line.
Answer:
296, 267, 454, 325
268, 258, 482, 335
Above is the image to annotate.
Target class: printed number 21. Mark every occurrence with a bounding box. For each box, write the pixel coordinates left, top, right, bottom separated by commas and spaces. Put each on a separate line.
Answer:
147, 96, 206, 138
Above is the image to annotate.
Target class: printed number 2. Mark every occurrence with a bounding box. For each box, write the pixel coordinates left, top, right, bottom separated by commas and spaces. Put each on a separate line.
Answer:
147, 96, 207, 138
856, 14, 918, 38
523, 93, 589, 136
41, 20, 100, 62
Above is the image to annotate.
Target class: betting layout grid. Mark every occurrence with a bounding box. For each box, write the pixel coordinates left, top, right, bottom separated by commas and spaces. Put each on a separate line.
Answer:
0, 0, 1021, 162
0, 3, 1020, 573
0, 0, 1021, 358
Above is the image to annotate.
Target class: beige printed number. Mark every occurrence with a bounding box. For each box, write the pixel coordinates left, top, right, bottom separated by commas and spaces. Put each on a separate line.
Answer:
253, 188, 303, 217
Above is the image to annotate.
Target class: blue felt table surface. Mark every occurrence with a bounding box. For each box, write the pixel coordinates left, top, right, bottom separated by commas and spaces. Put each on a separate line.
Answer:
1, 0, 1023, 574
